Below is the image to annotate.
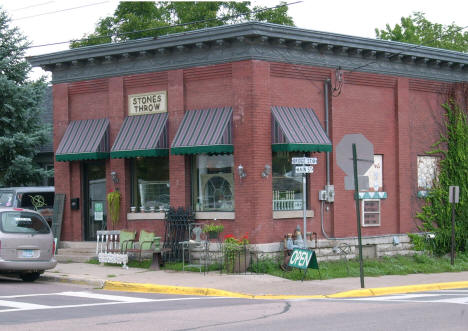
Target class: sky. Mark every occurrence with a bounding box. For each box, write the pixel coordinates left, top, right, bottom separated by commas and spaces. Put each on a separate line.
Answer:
1, 0, 467, 79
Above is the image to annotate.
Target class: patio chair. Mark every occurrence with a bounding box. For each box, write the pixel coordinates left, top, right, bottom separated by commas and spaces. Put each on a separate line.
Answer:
127, 230, 161, 261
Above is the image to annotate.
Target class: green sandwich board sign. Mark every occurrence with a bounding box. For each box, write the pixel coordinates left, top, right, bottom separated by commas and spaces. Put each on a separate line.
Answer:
288, 248, 319, 270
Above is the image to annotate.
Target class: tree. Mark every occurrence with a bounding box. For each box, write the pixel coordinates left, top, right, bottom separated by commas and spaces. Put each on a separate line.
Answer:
70, 1, 294, 48
0, 8, 50, 186
375, 12, 467, 52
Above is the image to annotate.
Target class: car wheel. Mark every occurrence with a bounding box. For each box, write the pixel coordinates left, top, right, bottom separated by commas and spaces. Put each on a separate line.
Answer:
20, 272, 41, 282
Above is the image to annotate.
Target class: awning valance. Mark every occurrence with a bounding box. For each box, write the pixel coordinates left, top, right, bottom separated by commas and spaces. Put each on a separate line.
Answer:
56, 118, 109, 162
272, 106, 332, 152
110, 113, 168, 159
171, 107, 233, 155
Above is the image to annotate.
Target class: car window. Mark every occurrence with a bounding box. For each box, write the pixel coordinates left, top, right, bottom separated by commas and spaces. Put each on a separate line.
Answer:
0, 211, 50, 234
18, 192, 54, 210
0, 192, 14, 207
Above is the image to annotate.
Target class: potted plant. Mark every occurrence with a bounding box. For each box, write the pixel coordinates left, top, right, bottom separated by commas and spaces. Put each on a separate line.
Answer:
107, 190, 121, 229
202, 222, 224, 239
223, 233, 250, 273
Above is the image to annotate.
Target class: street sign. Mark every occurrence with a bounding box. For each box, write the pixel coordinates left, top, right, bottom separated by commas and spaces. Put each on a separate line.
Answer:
336, 134, 374, 190
291, 157, 317, 165
449, 186, 459, 203
288, 248, 319, 270
295, 165, 314, 174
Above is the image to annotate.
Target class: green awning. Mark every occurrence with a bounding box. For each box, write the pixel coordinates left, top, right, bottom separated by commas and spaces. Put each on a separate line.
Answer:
56, 118, 109, 162
110, 113, 168, 159
272, 106, 332, 152
171, 107, 233, 155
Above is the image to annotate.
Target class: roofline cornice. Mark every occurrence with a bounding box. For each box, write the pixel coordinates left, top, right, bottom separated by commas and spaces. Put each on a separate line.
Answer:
27, 21, 468, 83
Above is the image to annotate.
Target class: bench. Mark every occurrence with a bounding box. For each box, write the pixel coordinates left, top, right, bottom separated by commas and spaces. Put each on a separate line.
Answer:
96, 230, 129, 269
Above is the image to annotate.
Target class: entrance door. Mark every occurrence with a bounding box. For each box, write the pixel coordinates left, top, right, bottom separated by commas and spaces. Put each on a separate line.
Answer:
83, 161, 106, 241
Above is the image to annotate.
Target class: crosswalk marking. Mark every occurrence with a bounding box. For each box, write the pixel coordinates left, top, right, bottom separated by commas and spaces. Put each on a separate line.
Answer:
0, 300, 49, 310
57, 291, 155, 303
0, 291, 228, 313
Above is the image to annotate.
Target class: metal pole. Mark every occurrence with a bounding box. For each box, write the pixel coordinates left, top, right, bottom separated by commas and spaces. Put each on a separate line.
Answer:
303, 173, 307, 248
353, 143, 365, 288
451, 186, 456, 266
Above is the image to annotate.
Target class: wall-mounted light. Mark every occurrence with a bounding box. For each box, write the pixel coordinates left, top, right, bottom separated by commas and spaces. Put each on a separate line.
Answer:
261, 164, 271, 178
237, 165, 246, 179
110, 171, 119, 184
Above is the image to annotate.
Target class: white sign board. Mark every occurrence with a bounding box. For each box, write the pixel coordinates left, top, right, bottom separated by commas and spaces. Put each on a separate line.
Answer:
292, 157, 318, 165
449, 186, 459, 203
295, 166, 314, 174
128, 91, 167, 116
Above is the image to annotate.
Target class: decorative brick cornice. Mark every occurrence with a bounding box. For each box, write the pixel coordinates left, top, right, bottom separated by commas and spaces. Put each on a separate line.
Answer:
28, 22, 468, 84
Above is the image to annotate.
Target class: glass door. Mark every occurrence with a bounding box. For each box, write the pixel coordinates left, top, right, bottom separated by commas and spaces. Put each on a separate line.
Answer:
83, 161, 106, 241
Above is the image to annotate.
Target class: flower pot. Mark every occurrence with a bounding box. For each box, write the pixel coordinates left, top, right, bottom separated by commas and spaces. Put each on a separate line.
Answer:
225, 250, 251, 273
207, 231, 219, 240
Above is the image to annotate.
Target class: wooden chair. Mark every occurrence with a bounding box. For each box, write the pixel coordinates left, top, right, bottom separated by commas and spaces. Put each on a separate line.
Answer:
127, 230, 161, 261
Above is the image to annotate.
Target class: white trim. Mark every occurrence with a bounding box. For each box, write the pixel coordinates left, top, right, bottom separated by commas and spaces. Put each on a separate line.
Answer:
362, 199, 381, 227
195, 212, 235, 220
127, 212, 165, 220
273, 210, 314, 219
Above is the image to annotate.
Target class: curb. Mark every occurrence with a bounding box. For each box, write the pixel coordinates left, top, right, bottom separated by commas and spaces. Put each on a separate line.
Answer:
103, 279, 468, 300
41, 274, 105, 289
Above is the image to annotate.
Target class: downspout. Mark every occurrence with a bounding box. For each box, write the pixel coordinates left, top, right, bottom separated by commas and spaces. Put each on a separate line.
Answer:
325, 79, 331, 186
322, 79, 331, 239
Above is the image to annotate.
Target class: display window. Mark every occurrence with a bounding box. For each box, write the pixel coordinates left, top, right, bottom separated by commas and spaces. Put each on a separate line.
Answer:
131, 157, 169, 212
192, 154, 234, 212
272, 152, 307, 211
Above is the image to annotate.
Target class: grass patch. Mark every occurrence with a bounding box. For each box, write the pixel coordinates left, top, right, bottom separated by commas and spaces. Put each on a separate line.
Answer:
86, 252, 468, 281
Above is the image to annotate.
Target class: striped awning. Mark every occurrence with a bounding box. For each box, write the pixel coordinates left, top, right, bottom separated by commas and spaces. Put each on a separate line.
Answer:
171, 107, 233, 155
272, 106, 332, 152
110, 113, 168, 159
56, 118, 109, 162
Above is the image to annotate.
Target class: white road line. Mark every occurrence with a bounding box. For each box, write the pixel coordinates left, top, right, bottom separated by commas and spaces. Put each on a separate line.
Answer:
0, 300, 49, 310
57, 291, 155, 303
0, 292, 229, 313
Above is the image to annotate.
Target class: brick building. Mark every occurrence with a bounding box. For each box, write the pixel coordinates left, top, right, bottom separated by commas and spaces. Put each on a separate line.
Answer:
28, 22, 467, 255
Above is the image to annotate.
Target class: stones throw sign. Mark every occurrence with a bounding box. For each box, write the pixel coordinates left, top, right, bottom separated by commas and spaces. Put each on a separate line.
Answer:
128, 91, 167, 116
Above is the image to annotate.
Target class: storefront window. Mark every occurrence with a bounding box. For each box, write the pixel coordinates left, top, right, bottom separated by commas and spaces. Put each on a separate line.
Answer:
192, 154, 234, 212
272, 152, 306, 211
131, 157, 169, 211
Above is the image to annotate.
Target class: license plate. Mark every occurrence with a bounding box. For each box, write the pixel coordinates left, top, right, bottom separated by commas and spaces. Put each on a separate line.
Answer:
21, 250, 34, 258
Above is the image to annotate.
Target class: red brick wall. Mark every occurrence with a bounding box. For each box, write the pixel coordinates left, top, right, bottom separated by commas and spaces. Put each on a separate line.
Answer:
53, 61, 451, 242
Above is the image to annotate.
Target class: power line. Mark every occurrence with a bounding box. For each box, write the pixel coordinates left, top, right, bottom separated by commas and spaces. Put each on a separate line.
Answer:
10, 1, 55, 12
13, 1, 110, 21
29, 1, 302, 49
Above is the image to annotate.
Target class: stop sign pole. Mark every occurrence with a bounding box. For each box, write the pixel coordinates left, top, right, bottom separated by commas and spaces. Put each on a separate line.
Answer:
353, 144, 365, 288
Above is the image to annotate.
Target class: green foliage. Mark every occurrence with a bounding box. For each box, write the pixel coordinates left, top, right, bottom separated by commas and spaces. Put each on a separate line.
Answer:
202, 222, 224, 234
0, 8, 50, 186
107, 191, 121, 227
407, 233, 426, 251
70, 1, 294, 48
417, 99, 468, 255
375, 12, 468, 52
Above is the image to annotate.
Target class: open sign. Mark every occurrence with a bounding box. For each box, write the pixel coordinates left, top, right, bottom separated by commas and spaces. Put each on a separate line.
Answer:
288, 248, 319, 270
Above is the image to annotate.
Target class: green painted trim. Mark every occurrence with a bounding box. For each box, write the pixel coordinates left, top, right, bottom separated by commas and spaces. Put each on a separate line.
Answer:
110, 149, 169, 159
272, 143, 332, 153
56, 152, 109, 162
171, 145, 234, 155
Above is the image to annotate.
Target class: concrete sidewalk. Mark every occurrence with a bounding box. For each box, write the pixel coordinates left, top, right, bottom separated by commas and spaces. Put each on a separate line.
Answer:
42, 262, 468, 299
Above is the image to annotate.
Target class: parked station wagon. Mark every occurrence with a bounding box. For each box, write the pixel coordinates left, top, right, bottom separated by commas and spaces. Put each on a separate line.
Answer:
0, 207, 57, 281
